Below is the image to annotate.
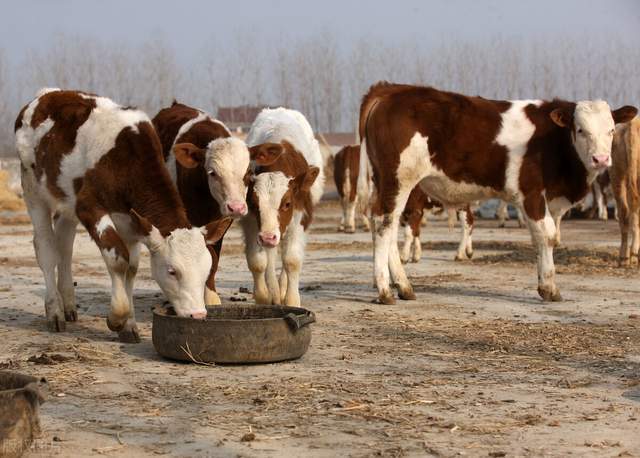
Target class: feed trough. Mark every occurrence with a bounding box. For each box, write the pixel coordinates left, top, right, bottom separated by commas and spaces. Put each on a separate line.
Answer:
152, 304, 316, 364
0, 371, 47, 458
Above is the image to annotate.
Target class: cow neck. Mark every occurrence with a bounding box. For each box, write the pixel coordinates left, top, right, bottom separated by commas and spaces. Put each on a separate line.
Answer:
129, 163, 192, 236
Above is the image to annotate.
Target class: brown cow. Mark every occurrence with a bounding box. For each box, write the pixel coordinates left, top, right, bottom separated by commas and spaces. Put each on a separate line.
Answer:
15, 89, 231, 342
152, 102, 250, 305
359, 82, 637, 304
400, 185, 473, 263
611, 116, 640, 265
333, 144, 370, 233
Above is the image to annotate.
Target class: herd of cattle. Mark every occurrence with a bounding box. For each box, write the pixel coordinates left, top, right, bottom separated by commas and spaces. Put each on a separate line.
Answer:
12, 85, 639, 342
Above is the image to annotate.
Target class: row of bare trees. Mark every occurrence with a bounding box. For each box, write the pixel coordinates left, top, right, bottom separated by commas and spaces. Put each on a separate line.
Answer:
1, 31, 639, 154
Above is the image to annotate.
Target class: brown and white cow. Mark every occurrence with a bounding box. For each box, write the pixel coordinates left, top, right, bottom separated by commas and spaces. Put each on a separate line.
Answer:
15, 89, 231, 342
400, 185, 473, 263
333, 144, 370, 233
359, 82, 637, 304
242, 108, 324, 307
611, 116, 640, 265
152, 102, 250, 305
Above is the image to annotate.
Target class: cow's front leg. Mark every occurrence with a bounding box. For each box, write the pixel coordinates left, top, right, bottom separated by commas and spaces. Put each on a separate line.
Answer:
524, 198, 561, 302
344, 197, 357, 233
281, 220, 305, 307
242, 218, 271, 304
204, 243, 222, 306
77, 205, 137, 342
455, 207, 473, 260
400, 224, 413, 264
265, 247, 280, 304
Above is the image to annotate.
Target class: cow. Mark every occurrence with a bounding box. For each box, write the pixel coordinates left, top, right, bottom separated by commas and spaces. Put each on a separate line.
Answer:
333, 144, 370, 233
611, 116, 640, 266
15, 89, 231, 342
152, 102, 250, 306
359, 82, 637, 304
400, 185, 473, 263
242, 108, 324, 307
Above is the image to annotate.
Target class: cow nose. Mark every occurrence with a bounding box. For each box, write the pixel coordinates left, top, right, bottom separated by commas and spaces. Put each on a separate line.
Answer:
226, 201, 247, 216
592, 154, 610, 167
258, 232, 279, 247
190, 311, 207, 320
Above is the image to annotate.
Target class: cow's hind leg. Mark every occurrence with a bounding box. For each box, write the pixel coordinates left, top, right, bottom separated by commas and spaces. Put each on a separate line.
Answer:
630, 210, 640, 266
455, 207, 474, 260
54, 214, 78, 321
400, 224, 413, 264
344, 197, 357, 233
24, 189, 66, 332
388, 188, 416, 301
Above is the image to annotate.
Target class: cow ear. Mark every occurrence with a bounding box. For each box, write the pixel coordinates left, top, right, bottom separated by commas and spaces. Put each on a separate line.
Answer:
201, 217, 233, 246
612, 106, 638, 124
550, 108, 572, 128
293, 166, 320, 193
173, 143, 206, 168
129, 209, 164, 252
249, 143, 284, 166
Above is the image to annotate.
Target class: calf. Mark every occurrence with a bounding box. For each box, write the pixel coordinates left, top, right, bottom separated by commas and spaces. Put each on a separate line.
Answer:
359, 82, 637, 304
243, 108, 324, 306
15, 89, 231, 342
333, 144, 370, 233
611, 116, 640, 265
400, 185, 473, 263
152, 102, 250, 305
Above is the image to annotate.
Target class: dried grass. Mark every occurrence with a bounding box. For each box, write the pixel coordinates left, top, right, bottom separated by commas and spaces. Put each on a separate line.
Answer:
0, 169, 25, 211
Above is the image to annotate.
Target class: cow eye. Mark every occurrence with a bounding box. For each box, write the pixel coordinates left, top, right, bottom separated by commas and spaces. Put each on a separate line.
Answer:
207, 169, 217, 177
609, 129, 615, 135
577, 128, 583, 134
283, 201, 291, 209
167, 266, 177, 276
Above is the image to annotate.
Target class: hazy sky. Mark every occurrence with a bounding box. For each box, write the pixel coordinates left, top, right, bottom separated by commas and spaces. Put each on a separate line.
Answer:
1, 0, 638, 62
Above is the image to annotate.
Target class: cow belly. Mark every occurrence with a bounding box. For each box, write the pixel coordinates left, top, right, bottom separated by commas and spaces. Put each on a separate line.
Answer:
419, 174, 497, 205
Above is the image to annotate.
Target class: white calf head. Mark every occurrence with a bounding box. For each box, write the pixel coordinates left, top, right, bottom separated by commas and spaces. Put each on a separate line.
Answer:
248, 167, 319, 248
550, 101, 637, 171
173, 137, 250, 217
130, 210, 231, 319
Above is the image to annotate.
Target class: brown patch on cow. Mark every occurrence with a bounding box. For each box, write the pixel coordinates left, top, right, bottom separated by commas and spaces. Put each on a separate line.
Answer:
14, 104, 28, 132
401, 185, 440, 237
333, 144, 360, 202
360, 82, 510, 214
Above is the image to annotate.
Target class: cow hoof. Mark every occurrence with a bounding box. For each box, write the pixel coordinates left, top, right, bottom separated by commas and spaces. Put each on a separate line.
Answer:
618, 257, 630, 267
466, 249, 473, 259
106, 316, 125, 332
47, 315, 66, 332
344, 227, 356, 234
400, 257, 409, 264
454, 254, 464, 261
410, 258, 420, 263
65, 310, 78, 322
398, 288, 416, 301
118, 322, 141, 344
374, 292, 396, 305
538, 287, 563, 302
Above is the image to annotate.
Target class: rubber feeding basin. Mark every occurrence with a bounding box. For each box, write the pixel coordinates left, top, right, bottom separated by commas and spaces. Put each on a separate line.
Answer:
152, 304, 316, 364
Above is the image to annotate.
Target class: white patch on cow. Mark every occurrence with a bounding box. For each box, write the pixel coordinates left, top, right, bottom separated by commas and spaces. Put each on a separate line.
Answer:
96, 214, 116, 238
247, 107, 325, 206
56, 97, 149, 210
252, 171, 291, 240
15, 94, 56, 165
205, 137, 250, 214
342, 166, 351, 198
497, 100, 542, 200
573, 100, 616, 176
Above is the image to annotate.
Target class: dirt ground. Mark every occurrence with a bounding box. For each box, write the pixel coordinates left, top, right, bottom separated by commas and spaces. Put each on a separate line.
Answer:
1, 199, 640, 458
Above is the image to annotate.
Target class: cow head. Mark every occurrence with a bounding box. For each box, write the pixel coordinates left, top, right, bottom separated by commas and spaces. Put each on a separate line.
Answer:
130, 210, 231, 319
248, 167, 319, 248
173, 137, 250, 217
550, 101, 637, 171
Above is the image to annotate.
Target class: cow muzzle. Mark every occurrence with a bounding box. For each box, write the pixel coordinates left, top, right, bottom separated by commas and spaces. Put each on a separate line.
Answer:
225, 201, 248, 217
258, 231, 279, 247
591, 154, 610, 169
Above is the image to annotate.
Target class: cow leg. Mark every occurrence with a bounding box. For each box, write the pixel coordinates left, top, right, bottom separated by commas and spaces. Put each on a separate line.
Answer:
338, 196, 347, 232
389, 210, 415, 300
76, 205, 137, 342
400, 224, 413, 264
455, 207, 473, 260
54, 214, 78, 322
281, 220, 305, 307
204, 243, 222, 306
23, 182, 65, 332
497, 200, 508, 227
344, 197, 357, 233
594, 183, 608, 220
265, 247, 280, 304
551, 213, 563, 247
411, 229, 422, 263
242, 218, 271, 304
524, 199, 562, 302
631, 210, 640, 265
516, 207, 526, 228
360, 207, 371, 232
